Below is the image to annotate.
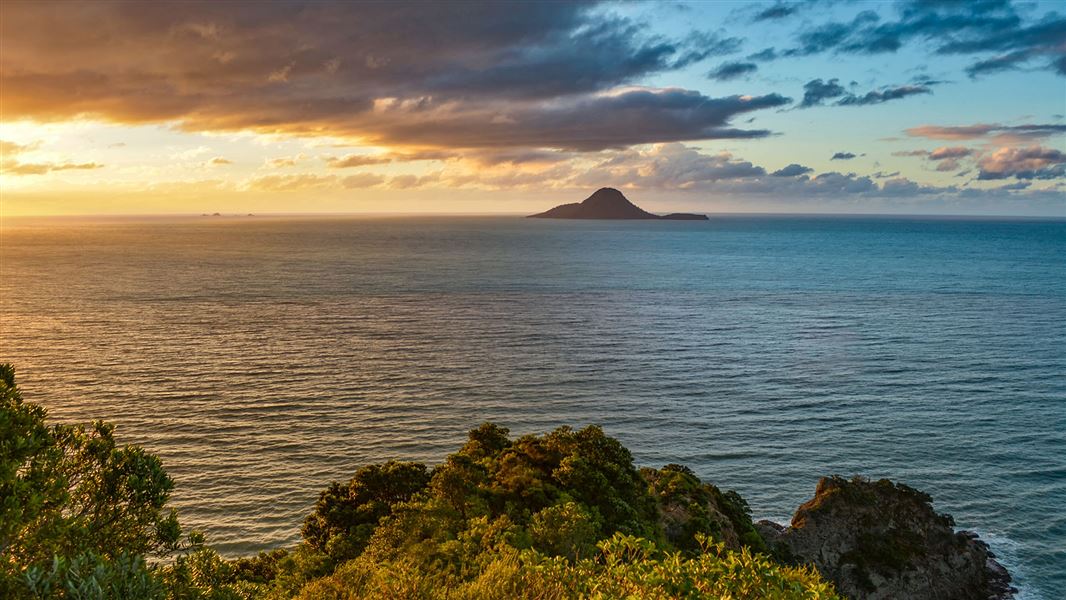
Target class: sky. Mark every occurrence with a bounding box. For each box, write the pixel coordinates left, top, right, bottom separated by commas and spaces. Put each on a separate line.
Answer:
1, 0, 1064, 216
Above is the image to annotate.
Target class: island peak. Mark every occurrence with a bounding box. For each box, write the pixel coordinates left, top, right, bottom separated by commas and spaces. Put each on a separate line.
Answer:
528, 188, 708, 220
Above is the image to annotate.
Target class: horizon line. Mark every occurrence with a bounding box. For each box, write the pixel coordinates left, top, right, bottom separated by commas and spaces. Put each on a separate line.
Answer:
3, 210, 1064, 221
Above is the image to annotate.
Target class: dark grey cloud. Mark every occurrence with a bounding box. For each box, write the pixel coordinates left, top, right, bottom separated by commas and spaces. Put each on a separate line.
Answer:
748, 48, 779, 61
879, 177, 953, 196
788, 11, 881, 56
831, 152, 857, 160
374, 88, 792, 151
708, 61, 758, 81
835, 84, 932, 106
753, 2, 798, 22
936, 12, 1066, 77
965, 51, 1034, 77
674, 31, 745, 66
799, 78, 937, 108
774, 0, 1065, 77
772, 163, 814, 177
0, 1, 787, 151
799, 78, 847, 107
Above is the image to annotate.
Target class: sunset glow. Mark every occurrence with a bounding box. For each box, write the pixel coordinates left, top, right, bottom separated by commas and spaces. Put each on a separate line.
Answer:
1, 1, 1064, 216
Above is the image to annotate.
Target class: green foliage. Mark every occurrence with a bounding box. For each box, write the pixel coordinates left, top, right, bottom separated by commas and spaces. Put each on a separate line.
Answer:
0, 364, 187, 596
155, 544, 333, 600
355, 424, 662, 572
23, 552, 164, 600
302, 461, 430, 560
528, 501, 599, 560
3, 366, 839, 599
284, 423, 836, 598
645, 463, 769, 554
295, 533, 838, 599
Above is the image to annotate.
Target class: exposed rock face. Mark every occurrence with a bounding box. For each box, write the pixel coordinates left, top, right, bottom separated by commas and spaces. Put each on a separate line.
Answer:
528, 187, 708, 220
756, 476, 1016, 600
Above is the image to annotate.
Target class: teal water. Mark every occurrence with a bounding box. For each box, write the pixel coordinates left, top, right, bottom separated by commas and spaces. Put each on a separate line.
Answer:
1, 215, 1063, 597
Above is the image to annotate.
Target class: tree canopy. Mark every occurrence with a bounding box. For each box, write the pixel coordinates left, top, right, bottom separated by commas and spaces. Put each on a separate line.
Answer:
2, 363, 837, 599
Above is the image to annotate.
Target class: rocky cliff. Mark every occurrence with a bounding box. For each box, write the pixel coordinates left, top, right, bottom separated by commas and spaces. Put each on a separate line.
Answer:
756, 476, 1016, 600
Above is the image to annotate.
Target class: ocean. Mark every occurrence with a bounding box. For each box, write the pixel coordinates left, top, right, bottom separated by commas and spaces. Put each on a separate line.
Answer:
1, 214, 1063, 597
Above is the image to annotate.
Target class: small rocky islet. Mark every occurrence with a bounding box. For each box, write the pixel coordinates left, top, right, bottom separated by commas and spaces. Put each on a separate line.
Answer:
528, 187, 709, 220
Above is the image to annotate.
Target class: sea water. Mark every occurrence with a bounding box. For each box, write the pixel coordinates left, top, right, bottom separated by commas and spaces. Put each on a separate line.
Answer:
2, 214, 1063, 596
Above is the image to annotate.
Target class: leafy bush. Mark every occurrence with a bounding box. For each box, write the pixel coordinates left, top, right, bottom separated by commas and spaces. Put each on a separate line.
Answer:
24, 552, 163, 600
3, 364, 839, 599
295, 533, 838, 599
0, 364, 188, 597
302, 461, 430, 560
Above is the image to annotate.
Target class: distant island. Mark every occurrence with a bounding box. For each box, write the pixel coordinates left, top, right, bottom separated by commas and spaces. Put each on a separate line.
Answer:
529, 187, 709, 220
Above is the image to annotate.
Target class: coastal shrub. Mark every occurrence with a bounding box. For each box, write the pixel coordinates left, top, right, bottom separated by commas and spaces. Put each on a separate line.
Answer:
23, 552, 164, 600
295, 533, 838, 599
643, 463, 769, 555
2, 363, 839, 599
302, 461, 431, 560
0, 364, 188, 597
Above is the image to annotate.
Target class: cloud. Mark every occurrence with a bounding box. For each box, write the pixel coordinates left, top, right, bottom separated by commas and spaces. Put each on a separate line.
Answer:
0, 2, 788, 150
753, 3, 797, 22
892, 150, 931, 157
937, 13, 1066, 77
707, 61, 758, 81
461, 148, 574, 166
389, 173, 443, 190
674, 31, 744, 65
835, 84, 932, 106
831, 152, 857, 160
172, 146, 213, 160
894, 146, 977, 173
879, 177, 950, 196
1, 140, 41, 155
929, 146, 973, 160
747, 48, 778, 61
244, 174, 337, 191
799, 78, 847, 108
965, 51, 1034, 77
570, 143, 766, 189
366, 88, 791, 151
977, 145, 1066, 180
905, 123, 1066, 142
788, 11, 881, 56
341, 173, 386, 188
325, 154, 393, 168
799, 78, 936, 108
3, 161, 104, 176
771, 163, 814, 177
774, 1, 1065, 77
208, 156, 232, 165
223, 140, 1061, 209
265, 155, 305, 168
1, 139, 104, 175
